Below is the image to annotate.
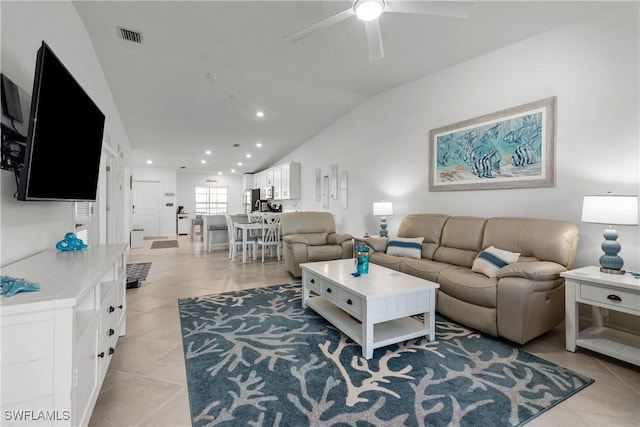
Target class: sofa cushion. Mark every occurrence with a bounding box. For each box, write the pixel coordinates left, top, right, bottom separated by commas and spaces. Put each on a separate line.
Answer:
397, 214, 449, 259
433, 217, 487, 267
369, 252, 403, 271
472, 246, 521, 278
308, 245, 344, 262
438, 267, 498, 308
482, 217, 579, 268
399, 258, 453, 282
386, 237, 424, 258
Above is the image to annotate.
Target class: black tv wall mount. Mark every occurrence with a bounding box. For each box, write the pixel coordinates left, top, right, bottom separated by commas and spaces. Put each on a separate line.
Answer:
1, 122, 26, 171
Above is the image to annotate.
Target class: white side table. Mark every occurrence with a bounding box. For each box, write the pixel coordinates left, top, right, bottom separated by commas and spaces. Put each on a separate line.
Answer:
354, 235, 383, 246
561, 266, 640, 365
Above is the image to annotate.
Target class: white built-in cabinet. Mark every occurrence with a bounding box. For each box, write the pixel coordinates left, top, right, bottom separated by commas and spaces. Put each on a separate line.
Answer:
265, 168, 274, 187
273, 166, 282, 199
242, 173, 254, 190
254, 171, 266, 199
254, 162, 300, 200
0, 244, 127, 427
275, 162, 300, 200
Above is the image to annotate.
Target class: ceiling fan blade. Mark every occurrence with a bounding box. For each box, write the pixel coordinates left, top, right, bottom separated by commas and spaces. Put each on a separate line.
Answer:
364, 19, 384, 62
385, 1, 474, 19
284, 8, 355, 43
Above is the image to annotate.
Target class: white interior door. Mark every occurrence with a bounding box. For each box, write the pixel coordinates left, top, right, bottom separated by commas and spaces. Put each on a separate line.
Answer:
132, 180, 160, 237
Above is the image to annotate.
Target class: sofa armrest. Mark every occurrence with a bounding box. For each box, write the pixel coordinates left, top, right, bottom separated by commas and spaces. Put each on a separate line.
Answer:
496, 261, 567, 281
327, 232, 353, 245
283, 234, 310, 245
365, 237, 389, 253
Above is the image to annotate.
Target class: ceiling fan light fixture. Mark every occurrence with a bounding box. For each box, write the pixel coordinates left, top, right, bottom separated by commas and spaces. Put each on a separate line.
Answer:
354, 0, 384, 21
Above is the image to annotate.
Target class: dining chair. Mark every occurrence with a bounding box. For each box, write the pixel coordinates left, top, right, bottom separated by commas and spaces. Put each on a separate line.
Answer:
224, 214, 257, 261
257, 214, 281, 262
248, 212, 263, 238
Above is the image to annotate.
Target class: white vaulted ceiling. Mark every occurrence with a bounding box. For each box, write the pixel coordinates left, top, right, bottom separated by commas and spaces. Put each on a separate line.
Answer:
72, 1, 616, 174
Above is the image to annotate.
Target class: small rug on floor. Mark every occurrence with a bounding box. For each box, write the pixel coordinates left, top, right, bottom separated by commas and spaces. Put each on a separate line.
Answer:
150, 240, 178, 249
178, 284, 593, 427
126, 262, 152, 281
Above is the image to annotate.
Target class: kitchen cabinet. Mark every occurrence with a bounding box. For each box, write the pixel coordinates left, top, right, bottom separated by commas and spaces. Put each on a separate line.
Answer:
274, 162, 300, 200
242, 173, 254, 190
273, 166, 282, 199
265, 168, 274, 187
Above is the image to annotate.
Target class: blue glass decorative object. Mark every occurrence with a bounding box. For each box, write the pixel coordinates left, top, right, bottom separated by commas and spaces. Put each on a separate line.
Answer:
356, 245, 369, 274
0, 275, 40, 297
56, 232, 88, 252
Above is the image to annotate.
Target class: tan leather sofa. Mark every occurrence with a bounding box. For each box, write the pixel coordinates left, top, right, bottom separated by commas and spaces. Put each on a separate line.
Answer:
366, 214, 579, 344
281, 211, 354, 278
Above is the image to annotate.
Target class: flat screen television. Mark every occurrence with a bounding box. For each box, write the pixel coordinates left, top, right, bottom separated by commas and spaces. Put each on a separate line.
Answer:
17, 41, 105, 201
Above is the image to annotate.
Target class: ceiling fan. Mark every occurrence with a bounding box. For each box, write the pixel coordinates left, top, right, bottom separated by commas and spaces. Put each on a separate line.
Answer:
284, 0, 474, 62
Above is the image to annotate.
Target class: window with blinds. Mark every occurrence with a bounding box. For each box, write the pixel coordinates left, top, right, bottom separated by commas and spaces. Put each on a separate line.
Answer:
74, 201, 92, 244
195, 186, 228, 215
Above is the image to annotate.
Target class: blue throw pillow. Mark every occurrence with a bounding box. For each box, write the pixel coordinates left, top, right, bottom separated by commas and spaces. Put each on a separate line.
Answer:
472, 246, 520, 278
386, 237, 424, 259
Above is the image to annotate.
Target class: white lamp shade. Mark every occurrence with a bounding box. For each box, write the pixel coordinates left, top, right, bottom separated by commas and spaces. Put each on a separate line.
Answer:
373, 201, 393, 216
581, 195, 639, 225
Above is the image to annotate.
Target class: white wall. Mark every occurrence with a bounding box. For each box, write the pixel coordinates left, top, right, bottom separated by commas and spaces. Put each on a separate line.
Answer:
1, 1, 132, 266
277, 4, 639, 272
129, 168, 244, 236
176, 173, 244, 218
131, 167, 177, 236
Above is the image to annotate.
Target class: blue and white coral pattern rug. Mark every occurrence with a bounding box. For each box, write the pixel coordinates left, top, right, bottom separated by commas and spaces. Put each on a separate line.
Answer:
178, 284, 593, 426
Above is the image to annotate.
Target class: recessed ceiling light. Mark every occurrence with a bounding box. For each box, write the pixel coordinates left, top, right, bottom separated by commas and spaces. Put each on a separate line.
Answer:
218, 171, 223, 175
205, 150, 212, 155
245, 153, 251, 158
146, 160, 152, 164
256, 111, 264, 118
201, 160, 206, 164
256, 142, 262, 148
231, 168, 236, 173
237, 162, 243, 166
207, 73, 216, 80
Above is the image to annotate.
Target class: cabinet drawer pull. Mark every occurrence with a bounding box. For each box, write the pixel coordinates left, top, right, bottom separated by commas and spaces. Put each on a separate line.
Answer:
607, 294, 622, 302
118, 304, 123, 309
326, 288, 332, 293
98, 352, 105, 358
346, 299, 353, 305
310, 279, 315, 284
109, 347, 115, 356
109, 328, 115, 336
109, 306, 115, 313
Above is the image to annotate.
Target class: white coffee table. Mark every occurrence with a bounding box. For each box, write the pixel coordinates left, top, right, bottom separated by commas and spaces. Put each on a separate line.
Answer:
301, 258, 439, 359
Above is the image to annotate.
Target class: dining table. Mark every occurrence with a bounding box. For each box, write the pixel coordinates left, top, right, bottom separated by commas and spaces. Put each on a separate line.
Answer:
234, 221, 264, 263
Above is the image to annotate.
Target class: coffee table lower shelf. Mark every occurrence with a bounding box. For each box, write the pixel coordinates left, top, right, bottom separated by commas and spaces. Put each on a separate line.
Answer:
307, 296, 429, 355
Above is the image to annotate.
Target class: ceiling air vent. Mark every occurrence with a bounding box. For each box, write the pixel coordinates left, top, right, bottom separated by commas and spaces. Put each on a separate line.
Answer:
117, 27, 143, 44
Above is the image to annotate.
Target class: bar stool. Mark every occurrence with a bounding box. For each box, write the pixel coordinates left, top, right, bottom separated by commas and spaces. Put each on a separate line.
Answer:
207, 223, 229, 252
191, 217, 203, 241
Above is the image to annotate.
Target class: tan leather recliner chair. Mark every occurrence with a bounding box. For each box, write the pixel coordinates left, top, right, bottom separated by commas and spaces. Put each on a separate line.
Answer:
281, 211, 354, 277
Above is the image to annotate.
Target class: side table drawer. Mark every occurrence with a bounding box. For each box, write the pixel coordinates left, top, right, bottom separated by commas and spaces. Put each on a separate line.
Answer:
580, 283, 640, 311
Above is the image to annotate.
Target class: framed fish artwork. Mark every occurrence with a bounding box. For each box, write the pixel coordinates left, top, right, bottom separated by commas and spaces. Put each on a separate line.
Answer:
428, 97, 556, 191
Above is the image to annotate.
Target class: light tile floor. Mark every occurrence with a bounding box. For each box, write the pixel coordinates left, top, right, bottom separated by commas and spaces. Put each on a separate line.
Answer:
89, 235, 640, 426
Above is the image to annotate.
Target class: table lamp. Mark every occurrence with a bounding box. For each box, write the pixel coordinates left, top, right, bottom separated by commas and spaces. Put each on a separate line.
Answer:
581, 194, 638, 274
373, 200, 393, 237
